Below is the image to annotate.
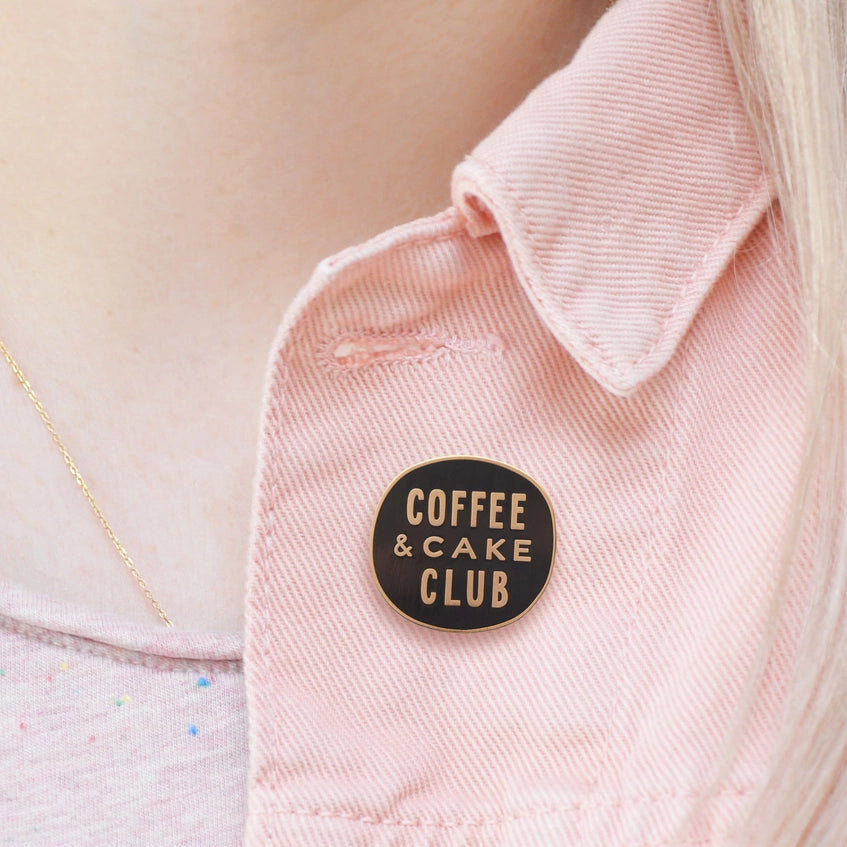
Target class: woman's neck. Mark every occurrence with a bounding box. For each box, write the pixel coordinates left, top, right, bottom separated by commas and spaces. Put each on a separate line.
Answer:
0, 0, 605, 348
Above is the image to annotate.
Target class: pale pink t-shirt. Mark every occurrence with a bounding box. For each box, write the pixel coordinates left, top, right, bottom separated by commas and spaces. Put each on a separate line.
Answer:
1, 0, 812, 844
0, 583, 247, 845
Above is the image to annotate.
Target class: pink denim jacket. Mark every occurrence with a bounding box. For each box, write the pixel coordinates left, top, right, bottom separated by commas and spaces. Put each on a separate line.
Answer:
244, 0, 805, 843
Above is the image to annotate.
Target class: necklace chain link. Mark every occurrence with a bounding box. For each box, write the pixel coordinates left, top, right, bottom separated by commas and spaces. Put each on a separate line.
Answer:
0, 337, 174, 628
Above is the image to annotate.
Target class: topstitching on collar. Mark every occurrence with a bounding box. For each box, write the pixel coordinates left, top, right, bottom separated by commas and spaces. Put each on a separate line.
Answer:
451, 0, 775, 396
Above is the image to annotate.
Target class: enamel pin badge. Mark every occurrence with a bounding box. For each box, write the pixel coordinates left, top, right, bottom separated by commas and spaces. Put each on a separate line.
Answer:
371, 457, 556, 632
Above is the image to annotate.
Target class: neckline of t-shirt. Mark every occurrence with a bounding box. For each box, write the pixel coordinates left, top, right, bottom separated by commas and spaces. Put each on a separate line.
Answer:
0, 578, 243, 663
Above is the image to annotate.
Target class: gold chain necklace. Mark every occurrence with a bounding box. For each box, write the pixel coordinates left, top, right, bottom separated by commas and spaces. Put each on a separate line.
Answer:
0, 337, 174, 627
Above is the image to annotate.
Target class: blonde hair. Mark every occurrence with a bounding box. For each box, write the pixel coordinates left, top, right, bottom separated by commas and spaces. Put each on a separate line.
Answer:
684, 1, 847, 842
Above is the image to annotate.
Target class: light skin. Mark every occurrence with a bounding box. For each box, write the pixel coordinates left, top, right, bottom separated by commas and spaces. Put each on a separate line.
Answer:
0, 0, 609, 632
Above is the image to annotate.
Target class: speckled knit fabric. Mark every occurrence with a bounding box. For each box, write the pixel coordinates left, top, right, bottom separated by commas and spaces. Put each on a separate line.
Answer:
0, 581, 246, 846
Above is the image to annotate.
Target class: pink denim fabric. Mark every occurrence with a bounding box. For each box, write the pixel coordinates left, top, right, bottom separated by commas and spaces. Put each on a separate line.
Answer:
244, 0, 808, 844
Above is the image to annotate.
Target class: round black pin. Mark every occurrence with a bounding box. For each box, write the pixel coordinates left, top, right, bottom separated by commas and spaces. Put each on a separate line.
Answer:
371, 456, 556, 632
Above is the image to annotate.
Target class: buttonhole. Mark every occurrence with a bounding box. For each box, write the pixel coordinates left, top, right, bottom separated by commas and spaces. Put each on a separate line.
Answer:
330, 332, 503, 368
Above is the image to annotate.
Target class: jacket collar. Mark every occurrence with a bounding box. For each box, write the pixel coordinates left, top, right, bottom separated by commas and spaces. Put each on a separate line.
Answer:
451, 0, 774, 396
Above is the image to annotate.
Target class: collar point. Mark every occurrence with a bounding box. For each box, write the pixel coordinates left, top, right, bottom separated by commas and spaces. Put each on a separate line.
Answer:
561, 346, 665, 398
